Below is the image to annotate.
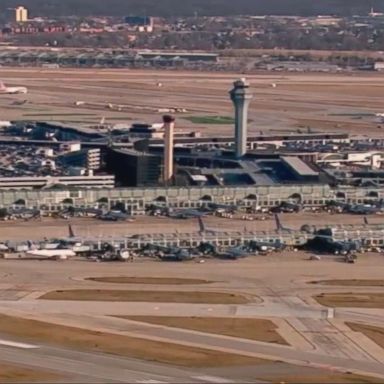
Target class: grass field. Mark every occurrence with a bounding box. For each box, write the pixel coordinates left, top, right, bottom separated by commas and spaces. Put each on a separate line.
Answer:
346, 322, 384, 350
0, 314, 263, 368
314, 293, 384, 308
310, 280, 384, 287
0, 362, 63, 382
39, 289, 251, 304
119, 316, 288, 345
86, 276, 213, 285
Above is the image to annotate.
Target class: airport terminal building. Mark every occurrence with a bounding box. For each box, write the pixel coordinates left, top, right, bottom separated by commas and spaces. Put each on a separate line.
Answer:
1, 184, 382, 215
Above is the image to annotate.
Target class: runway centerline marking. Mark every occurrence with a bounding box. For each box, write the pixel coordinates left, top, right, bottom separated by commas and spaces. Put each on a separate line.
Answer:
0, 339, 39, 349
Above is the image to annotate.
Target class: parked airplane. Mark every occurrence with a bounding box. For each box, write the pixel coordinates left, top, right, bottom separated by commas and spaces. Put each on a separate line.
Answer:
141, 243, 194, 261
206, 202, 238, 213
91, 243, 131, 262
59, 207, 103, 218
146, 204, 168, 216
214, 246, 250, 260
347, 203, 384, 215
326, 200, 384, 215
167, 208, 208, 219
325, 200, 349, 213
98, 210, 134, 221
248, 239, 286, 254
0, 121, 11, 127
25, 248, 75, 260
0, 242, 9, 251
2, 207, 41, 221
159, 248, 193, 261
271, 201, 302, 213
38, 225, 91, 254
0, 81, 28, 94
309, 229, 362, 255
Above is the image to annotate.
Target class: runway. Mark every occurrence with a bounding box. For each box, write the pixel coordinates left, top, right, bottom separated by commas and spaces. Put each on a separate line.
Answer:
1, 255, 384, 382
0, 298, 328, 319
2, 301, 384, 381
0, 342, 264, 383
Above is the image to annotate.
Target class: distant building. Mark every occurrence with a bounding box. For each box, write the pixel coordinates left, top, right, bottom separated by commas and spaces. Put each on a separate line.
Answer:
59, 142, 81, 153
262, 61, 341, 73
112, 123, 199, 140
0, 174, 114, 190
59, 148, 101, 170
105, 148, 161, 187
124, 16, 153, 27
15, 6, 28, 23
137, 51, 218, 63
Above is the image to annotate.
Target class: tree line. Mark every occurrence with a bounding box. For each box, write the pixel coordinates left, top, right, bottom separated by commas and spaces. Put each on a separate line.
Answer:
0, 0, 382, 18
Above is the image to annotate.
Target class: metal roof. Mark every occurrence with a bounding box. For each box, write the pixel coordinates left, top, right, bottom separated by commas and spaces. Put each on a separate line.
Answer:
281, 156, 319, 177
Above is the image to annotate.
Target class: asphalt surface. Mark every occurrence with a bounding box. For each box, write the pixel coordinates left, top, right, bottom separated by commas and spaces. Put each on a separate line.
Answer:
1, 250, 384, 382
0, 343, 216, 383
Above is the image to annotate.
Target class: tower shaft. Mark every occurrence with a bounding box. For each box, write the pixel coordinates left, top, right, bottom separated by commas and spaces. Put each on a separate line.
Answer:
162, 115, 175, 184
229, 78, 253, 158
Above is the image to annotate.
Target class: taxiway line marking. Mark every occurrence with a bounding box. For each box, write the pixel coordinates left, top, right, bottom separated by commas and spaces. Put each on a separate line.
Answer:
192, 376, 234, 383
0, 339, 39, 349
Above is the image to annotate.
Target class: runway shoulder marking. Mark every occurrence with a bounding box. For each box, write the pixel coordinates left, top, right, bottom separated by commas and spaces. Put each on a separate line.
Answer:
0, 339, 39, 349
192, 376, 234, 383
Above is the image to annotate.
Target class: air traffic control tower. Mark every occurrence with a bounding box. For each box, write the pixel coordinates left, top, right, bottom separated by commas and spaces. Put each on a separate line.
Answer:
230, 78, 253, 158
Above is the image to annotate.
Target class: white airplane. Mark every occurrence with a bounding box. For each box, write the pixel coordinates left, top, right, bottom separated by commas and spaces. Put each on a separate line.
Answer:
0, 81, 28, 94
26, 249, 75, 260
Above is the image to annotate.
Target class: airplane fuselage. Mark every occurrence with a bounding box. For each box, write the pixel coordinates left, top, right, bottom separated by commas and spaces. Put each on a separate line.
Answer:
0, 87, 28, 94
26, 249, 75, 259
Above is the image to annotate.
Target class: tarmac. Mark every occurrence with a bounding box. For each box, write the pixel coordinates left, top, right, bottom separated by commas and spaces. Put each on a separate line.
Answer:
0, 212, 383, 241
1, 252, 384, 382
0, 343, 222, 383
0, 68, 383, 137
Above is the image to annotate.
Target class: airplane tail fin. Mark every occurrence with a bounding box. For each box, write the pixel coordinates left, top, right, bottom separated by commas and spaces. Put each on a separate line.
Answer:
275, 214, 290, 232
275, 214, 283, 231
68, 224, 75, 238
198, 216, 205, 233
27, 240, 37, 250
0, 81, 5, 90
364, 216, 369, 225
